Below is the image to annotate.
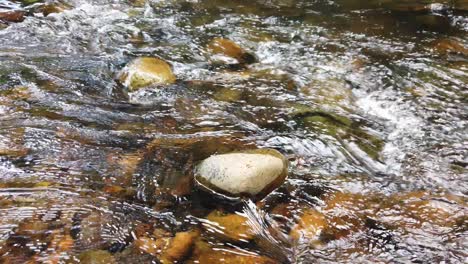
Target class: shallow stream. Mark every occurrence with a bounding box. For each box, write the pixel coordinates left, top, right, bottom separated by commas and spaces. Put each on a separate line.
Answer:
0, 0, 467, 263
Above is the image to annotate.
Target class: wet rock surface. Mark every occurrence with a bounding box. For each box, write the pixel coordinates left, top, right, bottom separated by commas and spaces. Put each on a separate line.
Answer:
188, 239, 278, 264
79, 250, 116, 264
195, 148, 288, 198
204, 210, 255, 241
0, 0, 467, 263
118, 57, 176, 91
290, 208, 327, 243
38, 2, 70, 16
134, 230, 199, 263
207, 38, 257, 65
0, 10, 25, 22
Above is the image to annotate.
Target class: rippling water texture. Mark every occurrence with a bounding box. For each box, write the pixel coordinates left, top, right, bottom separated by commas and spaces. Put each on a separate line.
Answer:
0, 0, 467, 263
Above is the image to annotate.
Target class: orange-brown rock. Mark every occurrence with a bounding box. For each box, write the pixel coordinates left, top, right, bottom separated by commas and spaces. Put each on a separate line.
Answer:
161, 231, 199, 263
134, 236, 168, 256
383, 191, 466, 229
205, 210, 255, 241
16, 220, 49, 237
434, 38, 468, 56
135, 230, 199, 263
106, 152, 143, 185
187, 239, 278, 264
207, 38, 256, 64
0, 10, 26, 23
103, 185, 124, 194
290, 208, 327, 242
322, 191, 373, 239
50, 232, 74, 252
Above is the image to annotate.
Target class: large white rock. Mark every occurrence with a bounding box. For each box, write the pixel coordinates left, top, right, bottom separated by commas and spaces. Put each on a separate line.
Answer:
194, 149, 288, 198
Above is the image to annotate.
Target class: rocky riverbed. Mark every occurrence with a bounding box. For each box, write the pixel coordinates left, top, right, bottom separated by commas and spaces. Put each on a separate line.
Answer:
0, 0, 467, 263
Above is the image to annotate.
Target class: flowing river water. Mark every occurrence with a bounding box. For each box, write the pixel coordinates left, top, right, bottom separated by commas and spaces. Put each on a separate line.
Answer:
0, 0, 467, 263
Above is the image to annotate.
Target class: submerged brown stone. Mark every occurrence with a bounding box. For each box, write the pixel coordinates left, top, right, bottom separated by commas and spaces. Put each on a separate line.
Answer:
79, 250, 116, 264
290, 208, 327, 243
205, 210, 255, 241
207, 38, 257, 64
118, 57, 176, 91
322, 192, 371, 239
433, 38, 468, 56
161, 231, 199, 263
39, 3, 70, 16
187, 239, 278, 264
0, 10, 26, 23
134, 230, 199, 263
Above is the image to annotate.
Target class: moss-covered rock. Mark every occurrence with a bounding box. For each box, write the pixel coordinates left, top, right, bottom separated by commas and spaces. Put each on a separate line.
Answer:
19, 0, 43, 6
300, 79, 354, 109
291, 104, 353, 127
291, 103, 384, 160
213, 87, 243, 102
